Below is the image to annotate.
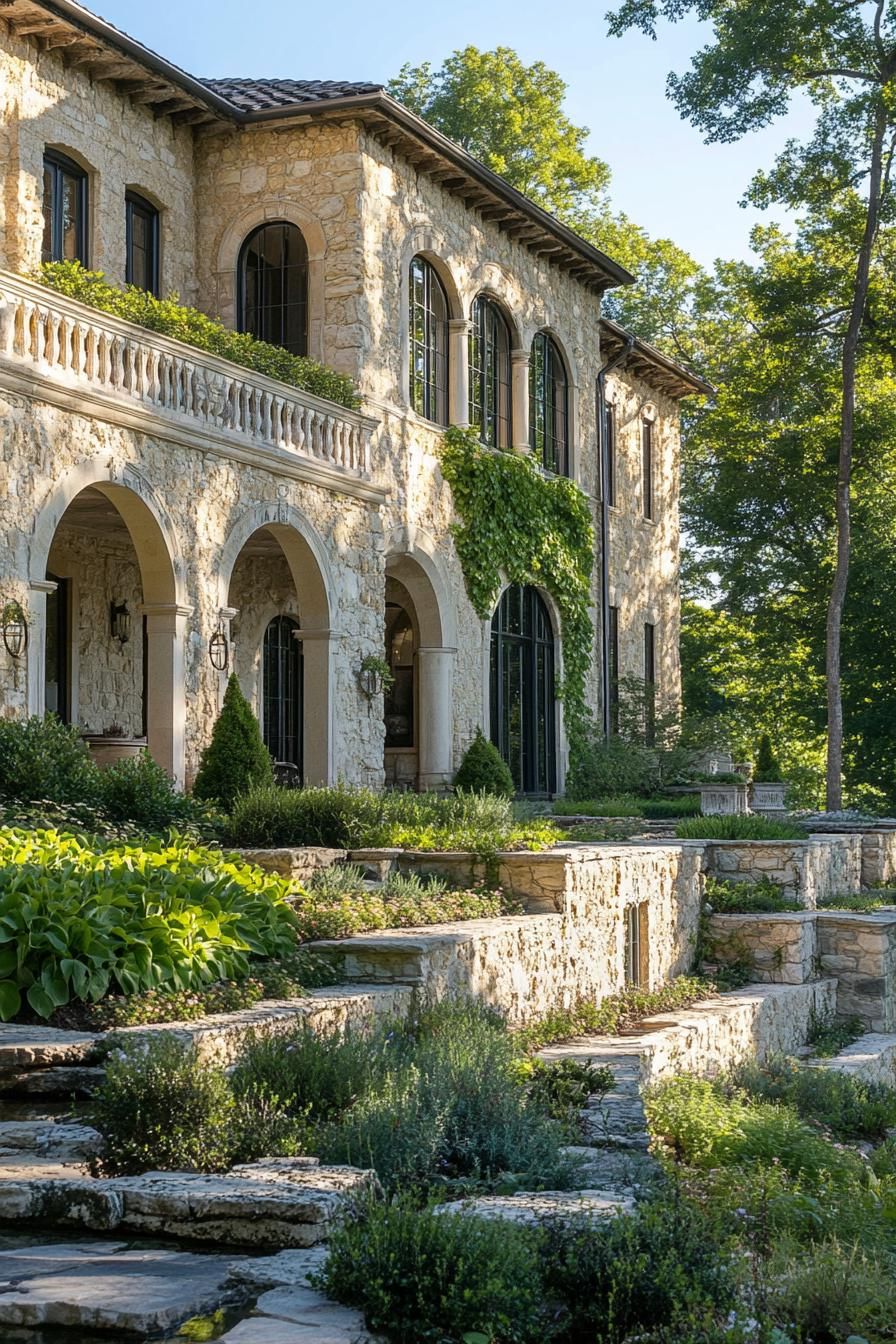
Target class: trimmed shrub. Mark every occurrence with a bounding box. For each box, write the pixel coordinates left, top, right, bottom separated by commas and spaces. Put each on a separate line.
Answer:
675, 815, 806, 840
453, 728, 515, 797
98, 750, 194, 832
40, 261, 359, 410
193, 675, 274, 809
0, 715, 99, 806
224, 783, 557, 855
320, 1199, 553, 1344
754, 733, 783, 783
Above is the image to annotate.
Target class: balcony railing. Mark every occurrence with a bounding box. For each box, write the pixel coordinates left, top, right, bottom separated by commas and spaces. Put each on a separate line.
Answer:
0, 270, 376, 483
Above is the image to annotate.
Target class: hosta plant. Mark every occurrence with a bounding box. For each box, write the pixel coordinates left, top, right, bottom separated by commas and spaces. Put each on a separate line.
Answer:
0, 828, 298, 1020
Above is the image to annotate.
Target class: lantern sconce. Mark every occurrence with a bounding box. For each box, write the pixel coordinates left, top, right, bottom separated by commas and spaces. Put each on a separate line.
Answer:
110, 600, 131, 645
209, 625, 229, 672
358, 654, 395, 699
1, 600, 27, 659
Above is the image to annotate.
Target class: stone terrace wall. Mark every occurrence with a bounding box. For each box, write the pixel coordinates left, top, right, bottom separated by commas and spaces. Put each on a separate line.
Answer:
703, 835, 863, 908
861, 830, 896, 888
309, 844, 705, 1024
707, 912, 818, 985
817, 911, 896, 1031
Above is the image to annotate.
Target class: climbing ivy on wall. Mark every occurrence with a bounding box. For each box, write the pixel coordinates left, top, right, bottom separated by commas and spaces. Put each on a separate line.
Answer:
440, 427, 595, 755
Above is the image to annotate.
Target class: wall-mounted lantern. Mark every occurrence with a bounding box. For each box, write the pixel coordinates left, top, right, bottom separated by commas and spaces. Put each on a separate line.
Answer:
1, 600, 27, 659
358, 654, 395, 699
110, 600, 131, 645
209, 625, 229, 672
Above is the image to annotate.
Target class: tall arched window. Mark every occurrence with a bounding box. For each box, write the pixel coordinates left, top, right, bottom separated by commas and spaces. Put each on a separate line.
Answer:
490, 585, 556, 795
530, 332, 569, 475
239, 222, 308, 355
469, 295, 512, 448
409, 256, 448, 424
263, 615, 303, 771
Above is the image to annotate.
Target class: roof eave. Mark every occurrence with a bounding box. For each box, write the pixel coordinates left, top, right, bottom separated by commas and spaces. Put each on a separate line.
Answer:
601, 318, 714, 399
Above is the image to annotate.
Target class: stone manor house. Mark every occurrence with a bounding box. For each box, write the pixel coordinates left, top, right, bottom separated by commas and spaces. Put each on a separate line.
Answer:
0, 0, 708, 794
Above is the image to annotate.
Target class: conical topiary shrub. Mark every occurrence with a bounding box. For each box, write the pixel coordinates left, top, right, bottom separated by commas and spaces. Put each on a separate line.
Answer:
754, 734, 783, 783
453, 728, 515, 798
193, 674, 274, 809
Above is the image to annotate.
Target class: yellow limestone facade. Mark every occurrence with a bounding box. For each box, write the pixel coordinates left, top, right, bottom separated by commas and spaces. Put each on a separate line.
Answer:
0, 2, 704, 791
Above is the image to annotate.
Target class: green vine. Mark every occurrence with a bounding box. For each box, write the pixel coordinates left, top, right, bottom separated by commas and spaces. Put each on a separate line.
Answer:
440, 427, 595, 762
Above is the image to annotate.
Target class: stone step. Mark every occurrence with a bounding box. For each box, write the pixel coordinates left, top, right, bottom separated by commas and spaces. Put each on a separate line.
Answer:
434, 1188, 634, 1226
0, 1026, 99, 1071
0, 1119, 102, 1161
0, 1156, 375, 1248
0, 1064, 106, 1097
0, 1241, 253, 1335
809, 1031, 896, 1086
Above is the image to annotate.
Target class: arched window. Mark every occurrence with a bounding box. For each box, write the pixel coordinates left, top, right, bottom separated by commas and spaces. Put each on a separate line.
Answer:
42, 151, 88, 264
490, 585, 556, 795
409, 256, 448, 424
530, 332, 569, 475
469, 295, 512, 448
262, 615, 303, 772
239, 222, 308, 355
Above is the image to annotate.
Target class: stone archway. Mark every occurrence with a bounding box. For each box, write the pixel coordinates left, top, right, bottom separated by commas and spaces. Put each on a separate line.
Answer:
384, 531, 455, 791
219, 504, 334, 785
28, 460, 186, 783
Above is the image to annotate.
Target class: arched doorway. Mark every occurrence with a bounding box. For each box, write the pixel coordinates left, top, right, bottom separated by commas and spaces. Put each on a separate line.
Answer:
490, 585, 556, 795
262, 614, 303, 772
29, 473, 183, 781
383, 543, 455, 791
221, 510, 332, 786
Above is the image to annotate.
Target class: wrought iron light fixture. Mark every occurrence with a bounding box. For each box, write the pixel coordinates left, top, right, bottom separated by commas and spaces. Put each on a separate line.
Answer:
209, 625, 229, 672
1, 600, 27, 659
358, 654, 394, 698
110, 600, 131, 645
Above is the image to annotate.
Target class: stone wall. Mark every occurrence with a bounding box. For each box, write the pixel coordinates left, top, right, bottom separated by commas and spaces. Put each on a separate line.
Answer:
817, 911, 896, 1031
309, 843, 704, 1023
707, 912, 817, 985
703, 835, 863, 908
46, 524, 145, 738
0, 23, 197, 297
860, 830, 896, 888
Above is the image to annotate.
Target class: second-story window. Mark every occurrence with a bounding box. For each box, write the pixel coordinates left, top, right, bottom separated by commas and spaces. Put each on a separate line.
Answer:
126, 192, 160, 296
42, 151, 87, 265
605, 404, 617, 506
409, 256, 448, 424
239, 221, 308, 356
642, 418, 655, 520
469, 295, 511, 449
530, 332, 569, 475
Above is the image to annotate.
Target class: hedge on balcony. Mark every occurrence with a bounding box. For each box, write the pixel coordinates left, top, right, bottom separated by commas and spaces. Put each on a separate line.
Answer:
37, 262, 360, 411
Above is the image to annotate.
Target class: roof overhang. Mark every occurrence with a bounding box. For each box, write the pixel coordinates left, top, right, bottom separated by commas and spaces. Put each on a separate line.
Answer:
12, 0, 634, 293
600, 317, 713, 400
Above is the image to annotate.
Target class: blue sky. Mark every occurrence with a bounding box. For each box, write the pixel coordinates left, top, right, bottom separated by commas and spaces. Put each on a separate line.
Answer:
96, 0, 814, 269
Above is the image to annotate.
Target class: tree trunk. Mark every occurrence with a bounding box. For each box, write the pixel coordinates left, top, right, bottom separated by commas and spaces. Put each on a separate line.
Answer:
825, 102, 888, 811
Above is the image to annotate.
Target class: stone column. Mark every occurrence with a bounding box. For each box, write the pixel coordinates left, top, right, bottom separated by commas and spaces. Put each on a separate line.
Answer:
417, 646, 455, 790
511, 348, 531, 453
295, 627, 333, 786
141, 602, 190, 786
448, 319, 471, 427
26, 579, 56, 717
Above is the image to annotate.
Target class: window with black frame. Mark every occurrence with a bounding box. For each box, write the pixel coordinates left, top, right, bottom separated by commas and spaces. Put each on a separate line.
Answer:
642, 418, 655, 520
239, 221, 308, 355
408, 256, 448, 424
126, 192, 160, 296
469, 295, 512, 449
42, 151, 87, 265
262, 615, 303, 772
490, 584, 556, 795
384, 602, 415, 748
529, 332, 569, 475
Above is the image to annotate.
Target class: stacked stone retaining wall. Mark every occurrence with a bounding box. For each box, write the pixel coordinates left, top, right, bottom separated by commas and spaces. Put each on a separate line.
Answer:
703, 835, 862, 907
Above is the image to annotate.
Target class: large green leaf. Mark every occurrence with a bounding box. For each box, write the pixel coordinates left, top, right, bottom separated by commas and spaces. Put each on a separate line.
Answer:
0, 981, 21, 1021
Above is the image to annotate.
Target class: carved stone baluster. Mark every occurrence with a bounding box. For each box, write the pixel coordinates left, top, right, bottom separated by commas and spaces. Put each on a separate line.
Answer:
259, 391, 271, 442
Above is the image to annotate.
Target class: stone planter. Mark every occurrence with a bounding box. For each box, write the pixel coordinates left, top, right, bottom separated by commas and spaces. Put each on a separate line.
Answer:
751, 782, 787, 814
82, 735, 146, 768
699, 782, 750, 815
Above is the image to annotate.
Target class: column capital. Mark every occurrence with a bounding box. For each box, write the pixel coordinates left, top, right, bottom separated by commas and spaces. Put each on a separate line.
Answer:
292, 627, 338, 643
29, 579, 58, 594
139, 603, 193, 619
511, 347, 531, 366
449, 317, 472, 334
